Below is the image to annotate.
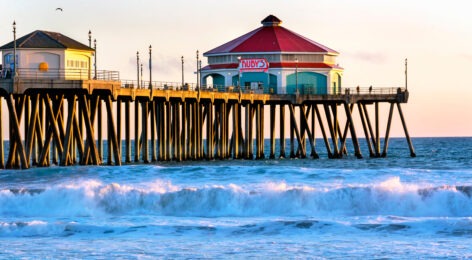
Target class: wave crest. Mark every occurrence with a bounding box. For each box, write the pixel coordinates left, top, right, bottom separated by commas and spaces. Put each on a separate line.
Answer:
1, 178, 472, 218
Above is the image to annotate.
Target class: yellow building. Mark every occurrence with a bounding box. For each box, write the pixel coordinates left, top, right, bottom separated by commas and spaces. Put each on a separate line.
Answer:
0, 30, 94, 80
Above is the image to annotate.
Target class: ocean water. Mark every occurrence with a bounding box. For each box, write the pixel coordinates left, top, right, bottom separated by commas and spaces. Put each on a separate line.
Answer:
0, 137, 471, 259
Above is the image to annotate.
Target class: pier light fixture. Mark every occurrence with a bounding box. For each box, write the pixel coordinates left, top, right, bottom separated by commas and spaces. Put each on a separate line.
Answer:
137, 51, 140, 88
237, 56, 241, 87
141, 63, 143, 89
88, 30, 92, 47
149, 45, 152, 89
13, 21, 17, 77
199, 60, 202, 88
88, 30, 92, 79
181, 56, 184, 88
94, 39, 97, 79
405, 58, 408, 91
295, 58, 299, 94
196, 50, 199, 89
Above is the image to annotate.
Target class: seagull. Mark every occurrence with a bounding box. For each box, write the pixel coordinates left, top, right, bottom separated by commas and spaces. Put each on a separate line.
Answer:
56, 7, 63, 11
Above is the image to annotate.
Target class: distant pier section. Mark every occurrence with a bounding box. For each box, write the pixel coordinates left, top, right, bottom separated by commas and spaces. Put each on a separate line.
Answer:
0, 16, 415, 169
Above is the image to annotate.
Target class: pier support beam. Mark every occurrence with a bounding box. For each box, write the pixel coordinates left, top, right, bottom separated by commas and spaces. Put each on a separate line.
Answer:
0, 97, 5, 169
5, 94, 28, 169
396, 103, 416, 157
343, 102, 362, 159
142, 100, 149, 163
134, 100, 140, 162
150, 100, 156, 162
105, 95, 121, 165
79, 94, 100, 165
125, 100, 131, 163
314, 105, 333, 158
288, 104, 305, 158
97, 98, 103, 162
269, 104, 276, 159
279, 104, 286, 158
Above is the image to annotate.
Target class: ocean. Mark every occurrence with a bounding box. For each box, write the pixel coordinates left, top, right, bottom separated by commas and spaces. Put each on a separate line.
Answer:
0, 137, 471, 259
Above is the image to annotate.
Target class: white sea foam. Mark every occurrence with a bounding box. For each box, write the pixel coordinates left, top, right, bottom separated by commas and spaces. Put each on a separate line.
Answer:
1, 177, 472, 219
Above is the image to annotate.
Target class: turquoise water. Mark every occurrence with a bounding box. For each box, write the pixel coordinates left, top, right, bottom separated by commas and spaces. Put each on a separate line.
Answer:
0, 137, 471, 258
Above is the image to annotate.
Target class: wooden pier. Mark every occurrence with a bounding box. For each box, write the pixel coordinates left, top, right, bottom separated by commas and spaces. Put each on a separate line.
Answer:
0, 76, 415, 169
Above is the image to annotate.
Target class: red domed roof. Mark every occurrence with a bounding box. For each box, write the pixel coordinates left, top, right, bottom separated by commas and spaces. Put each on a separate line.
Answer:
204, 15, 338, 56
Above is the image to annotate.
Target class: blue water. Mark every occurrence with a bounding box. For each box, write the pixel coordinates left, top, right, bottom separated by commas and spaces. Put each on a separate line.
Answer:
0, 137, 471, 258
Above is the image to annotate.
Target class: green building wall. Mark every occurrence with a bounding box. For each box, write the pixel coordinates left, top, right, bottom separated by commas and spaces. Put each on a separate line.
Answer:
232, 72, 277, 93
286, 72, 327, 94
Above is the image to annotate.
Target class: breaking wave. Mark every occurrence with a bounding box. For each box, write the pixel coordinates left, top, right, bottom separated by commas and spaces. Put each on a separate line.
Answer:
1, 177, 472, 218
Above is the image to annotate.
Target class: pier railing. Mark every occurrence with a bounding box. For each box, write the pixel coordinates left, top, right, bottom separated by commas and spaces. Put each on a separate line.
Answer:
0, 68, 120, 81
120, 80, 405, 96
121, 81, 247, 92
121, 80, 198, 90
342, 87, 405, 95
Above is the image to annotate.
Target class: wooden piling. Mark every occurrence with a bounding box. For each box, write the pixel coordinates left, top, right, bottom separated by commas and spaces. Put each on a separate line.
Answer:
0, 97, 4, 169
134, 100, 140, 162
142, 100, 149, 163
396, 103, 416, 157
279, 104, 286, 158
125, 100, 131, 163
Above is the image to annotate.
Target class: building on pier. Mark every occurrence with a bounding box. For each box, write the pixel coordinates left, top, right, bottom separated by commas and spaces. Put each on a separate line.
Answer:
201, 15, 343, 95
0, 30, 95, 80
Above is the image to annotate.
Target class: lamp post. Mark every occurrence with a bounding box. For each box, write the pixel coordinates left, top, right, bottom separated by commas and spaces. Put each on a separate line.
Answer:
13, 21, 17, 77
196, 50, 199, 89
88, 30, 92, 79
149, 45, 152, 89
199, 60, 202, 89
181, 56, 184, 88
237, 56, 241, 88
136, 51, 140, 88
140, 63, 143, 88
94, 39, 97, 79
405, 58, 408, 91
295, 58, 299, 94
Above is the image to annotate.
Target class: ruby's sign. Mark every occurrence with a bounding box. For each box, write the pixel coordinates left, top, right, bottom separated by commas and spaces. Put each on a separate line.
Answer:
239, 58, 269, 72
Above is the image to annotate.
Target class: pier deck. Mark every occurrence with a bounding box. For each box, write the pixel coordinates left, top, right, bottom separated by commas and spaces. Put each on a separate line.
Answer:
0, 77, 415, 169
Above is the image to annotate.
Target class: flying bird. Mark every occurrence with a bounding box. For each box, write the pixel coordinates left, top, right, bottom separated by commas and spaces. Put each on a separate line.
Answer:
56, 8, 63, 11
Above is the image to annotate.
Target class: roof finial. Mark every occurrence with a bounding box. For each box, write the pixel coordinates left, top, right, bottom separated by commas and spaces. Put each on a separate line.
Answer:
261, 15, 282, 27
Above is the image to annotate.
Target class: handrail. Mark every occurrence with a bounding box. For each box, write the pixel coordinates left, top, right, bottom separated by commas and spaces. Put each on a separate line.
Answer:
342, 86, 406, 95
121, 80, 249, 93
0, 68, 120, 81
121, 80, 198, 91
119, 80, 406, 95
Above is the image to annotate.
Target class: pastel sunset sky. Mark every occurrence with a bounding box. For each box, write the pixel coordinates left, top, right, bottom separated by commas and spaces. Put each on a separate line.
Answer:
1, 0, 471, 137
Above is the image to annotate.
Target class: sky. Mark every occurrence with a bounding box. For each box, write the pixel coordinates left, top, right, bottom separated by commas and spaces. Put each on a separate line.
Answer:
1, 0, 472, 137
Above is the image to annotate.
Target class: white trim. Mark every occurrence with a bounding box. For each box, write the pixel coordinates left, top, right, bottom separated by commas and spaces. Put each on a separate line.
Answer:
201, 68, 239, 73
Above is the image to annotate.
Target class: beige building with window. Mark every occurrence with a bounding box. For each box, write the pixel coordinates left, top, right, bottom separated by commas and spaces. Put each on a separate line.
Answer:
0, 30, 94, 80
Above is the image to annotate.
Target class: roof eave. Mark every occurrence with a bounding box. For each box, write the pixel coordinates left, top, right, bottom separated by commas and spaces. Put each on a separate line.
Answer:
204, 51, 339, 57
0, 46, 94, 52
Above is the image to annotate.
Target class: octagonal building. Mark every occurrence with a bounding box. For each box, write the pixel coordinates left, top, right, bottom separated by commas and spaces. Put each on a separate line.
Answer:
201, 15, 343, 95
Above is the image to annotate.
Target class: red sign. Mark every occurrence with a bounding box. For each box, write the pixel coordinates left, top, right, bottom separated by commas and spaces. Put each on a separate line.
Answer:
239, 58, 269, 72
